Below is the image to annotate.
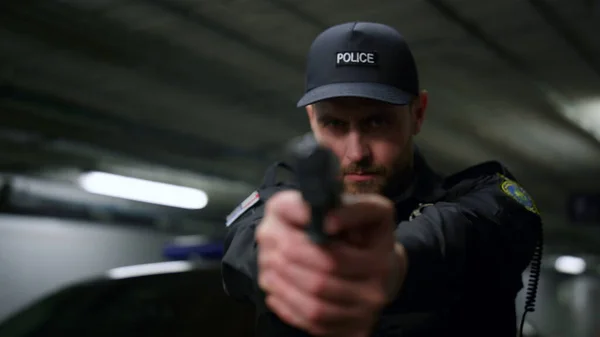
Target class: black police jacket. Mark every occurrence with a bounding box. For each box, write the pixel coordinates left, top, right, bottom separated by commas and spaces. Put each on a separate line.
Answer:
221, 152, 542, 337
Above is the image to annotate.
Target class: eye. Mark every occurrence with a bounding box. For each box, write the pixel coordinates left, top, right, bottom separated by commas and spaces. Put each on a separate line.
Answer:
320, 118, 347, 130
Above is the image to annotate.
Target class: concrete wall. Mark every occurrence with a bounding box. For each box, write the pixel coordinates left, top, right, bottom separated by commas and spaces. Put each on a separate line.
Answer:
517, 270, 600, 337
0, 214, 172, 321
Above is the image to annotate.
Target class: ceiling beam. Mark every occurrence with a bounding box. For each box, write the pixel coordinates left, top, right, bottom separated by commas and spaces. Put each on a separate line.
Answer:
144, 0, 305, 72
263, 0, 330, 31
528, 0, 600, 78
0, 84, 271, 162
0, 101, 267, 183
423, 0, 600, 152
0, 2, 304, 131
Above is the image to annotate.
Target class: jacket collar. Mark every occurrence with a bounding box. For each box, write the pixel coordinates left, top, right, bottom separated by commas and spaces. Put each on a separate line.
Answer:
389, 147, 444, 205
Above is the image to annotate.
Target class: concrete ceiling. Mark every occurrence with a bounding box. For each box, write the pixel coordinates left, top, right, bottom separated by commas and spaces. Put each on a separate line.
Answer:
0, 0, 599, 252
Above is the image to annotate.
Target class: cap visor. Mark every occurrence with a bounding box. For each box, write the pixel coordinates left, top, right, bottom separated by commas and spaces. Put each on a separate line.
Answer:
296, 82, 413, 107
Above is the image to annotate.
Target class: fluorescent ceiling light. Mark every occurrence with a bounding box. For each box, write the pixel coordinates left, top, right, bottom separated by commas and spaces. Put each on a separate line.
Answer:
78, 171, 208, 209
554, 255, 586, 275
561, 98, 600, 142
107, 261, 193, 279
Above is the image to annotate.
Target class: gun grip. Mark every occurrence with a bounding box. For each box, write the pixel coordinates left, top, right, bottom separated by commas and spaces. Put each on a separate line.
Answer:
293, 144, 342, 246
307, 207, 330, 245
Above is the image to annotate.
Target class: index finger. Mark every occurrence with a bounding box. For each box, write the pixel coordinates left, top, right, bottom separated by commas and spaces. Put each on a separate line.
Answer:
327, 194, 395, 234
264, 190, 311, 228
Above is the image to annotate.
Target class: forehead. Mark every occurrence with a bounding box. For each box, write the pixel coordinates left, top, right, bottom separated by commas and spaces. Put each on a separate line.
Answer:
314, 97, 406, 118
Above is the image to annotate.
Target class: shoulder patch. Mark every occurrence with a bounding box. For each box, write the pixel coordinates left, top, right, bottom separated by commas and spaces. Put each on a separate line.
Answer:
226, 191, 260, 227
443, 160, 508, 188
498, 174, 539, 215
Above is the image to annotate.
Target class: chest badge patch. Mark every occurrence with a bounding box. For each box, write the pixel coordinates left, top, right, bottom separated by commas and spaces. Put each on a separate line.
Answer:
226, 191, 260, 227
500, 177, 539, 215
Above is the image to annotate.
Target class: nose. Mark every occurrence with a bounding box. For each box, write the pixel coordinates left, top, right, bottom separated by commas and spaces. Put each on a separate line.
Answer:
344, 131, 370, 163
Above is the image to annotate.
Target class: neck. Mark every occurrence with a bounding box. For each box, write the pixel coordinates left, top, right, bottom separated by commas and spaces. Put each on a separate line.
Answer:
382, 160, 416, 200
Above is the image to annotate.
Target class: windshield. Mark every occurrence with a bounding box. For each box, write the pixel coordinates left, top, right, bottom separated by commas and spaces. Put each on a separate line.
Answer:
0, 270, 254, 337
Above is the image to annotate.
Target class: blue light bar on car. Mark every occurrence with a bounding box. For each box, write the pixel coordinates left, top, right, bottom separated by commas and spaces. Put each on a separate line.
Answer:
163, 236, 224, 260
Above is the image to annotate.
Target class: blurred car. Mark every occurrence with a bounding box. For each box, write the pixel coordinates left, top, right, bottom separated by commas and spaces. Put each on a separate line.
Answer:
0, 261, 254, 337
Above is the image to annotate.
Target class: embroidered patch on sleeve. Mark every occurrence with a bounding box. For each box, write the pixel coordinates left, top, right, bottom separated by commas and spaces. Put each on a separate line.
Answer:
499, 175, 539, 215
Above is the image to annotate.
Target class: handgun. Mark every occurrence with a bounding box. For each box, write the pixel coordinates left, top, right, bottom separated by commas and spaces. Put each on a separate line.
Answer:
293, 142, 343, 245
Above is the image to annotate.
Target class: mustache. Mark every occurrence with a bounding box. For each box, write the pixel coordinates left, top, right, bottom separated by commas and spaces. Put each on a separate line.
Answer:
341, 163, 387, 175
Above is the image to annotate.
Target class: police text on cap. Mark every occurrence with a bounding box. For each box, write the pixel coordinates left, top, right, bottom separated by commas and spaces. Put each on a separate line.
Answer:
336, 51, 378, 66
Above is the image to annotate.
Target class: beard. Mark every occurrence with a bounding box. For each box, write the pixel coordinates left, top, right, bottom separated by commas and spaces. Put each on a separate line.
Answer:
342, 165, 387, 194
344, 179, 385, 195
341, 159, 414, 196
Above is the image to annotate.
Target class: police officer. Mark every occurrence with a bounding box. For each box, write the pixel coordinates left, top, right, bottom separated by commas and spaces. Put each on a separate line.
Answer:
222, 22, 541, 337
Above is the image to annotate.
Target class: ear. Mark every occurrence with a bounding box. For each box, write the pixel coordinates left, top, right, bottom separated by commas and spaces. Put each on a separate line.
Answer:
306, 104, 319, 133
306, 104, 314, 119
412, 90, 428, 135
